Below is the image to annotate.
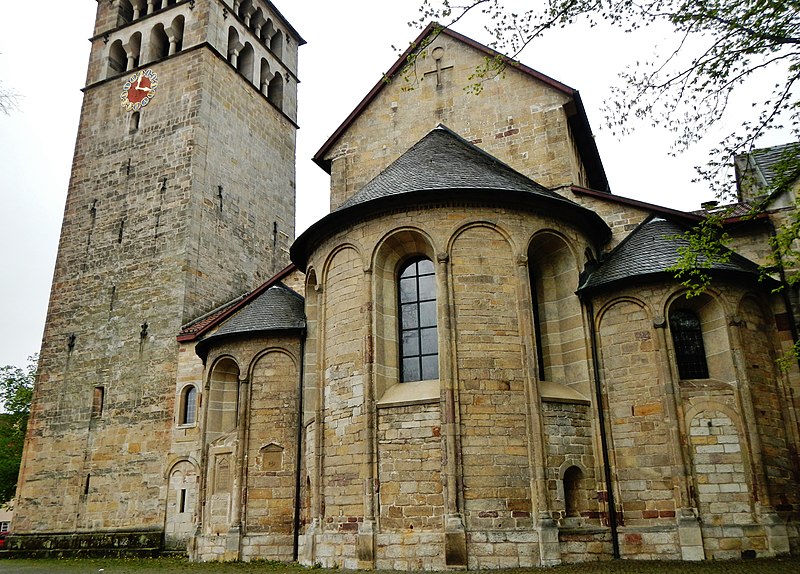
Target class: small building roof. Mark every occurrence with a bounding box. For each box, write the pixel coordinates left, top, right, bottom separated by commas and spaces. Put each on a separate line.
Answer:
212, 283, 305, 337
579, 216, 764, 293
735, 142, 800, 192
193, 282, 305, 358
178, 264, 300, 343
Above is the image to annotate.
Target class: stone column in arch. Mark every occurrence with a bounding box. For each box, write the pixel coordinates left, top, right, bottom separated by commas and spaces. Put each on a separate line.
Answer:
225, 374, 250, 561
728, 317, 790, 556
357, 266, 377, 567
436, 252, 467, 567
514, 253, 560, 567
653, 314, 704, 561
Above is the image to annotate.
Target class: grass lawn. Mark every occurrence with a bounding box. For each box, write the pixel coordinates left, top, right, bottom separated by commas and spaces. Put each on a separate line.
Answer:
0, 557, 303, 573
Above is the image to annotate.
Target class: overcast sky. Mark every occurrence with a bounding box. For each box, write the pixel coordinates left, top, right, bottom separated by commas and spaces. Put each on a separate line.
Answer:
0, 1, 789, 369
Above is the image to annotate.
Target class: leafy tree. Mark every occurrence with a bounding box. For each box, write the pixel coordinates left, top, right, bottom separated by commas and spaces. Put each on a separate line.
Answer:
413, 0, 800, 286
0, 355, 36, 504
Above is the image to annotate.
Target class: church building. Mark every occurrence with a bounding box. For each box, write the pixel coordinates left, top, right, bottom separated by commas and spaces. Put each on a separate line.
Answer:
10, 0, 800, 568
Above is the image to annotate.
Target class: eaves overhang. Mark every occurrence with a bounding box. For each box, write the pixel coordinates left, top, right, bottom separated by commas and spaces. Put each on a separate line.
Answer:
290, 187, 611, 271
194, 325, 305, 362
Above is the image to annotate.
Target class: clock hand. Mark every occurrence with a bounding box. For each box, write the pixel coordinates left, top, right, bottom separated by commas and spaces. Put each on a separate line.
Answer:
134, 76, 151, 92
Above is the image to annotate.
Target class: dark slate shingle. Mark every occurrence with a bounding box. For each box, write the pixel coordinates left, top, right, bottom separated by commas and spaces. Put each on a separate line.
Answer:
580, 217, 762, 292
749, 142, 800, 188
339, 125, 574, 209
212, 283, 305, 337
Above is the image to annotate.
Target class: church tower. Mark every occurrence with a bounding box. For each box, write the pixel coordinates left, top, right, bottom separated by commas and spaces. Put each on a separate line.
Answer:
13, 0, 302, 552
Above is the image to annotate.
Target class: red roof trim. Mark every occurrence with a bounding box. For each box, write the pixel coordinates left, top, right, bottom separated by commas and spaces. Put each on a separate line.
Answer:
721, 211, 770, 225
312, 23, 577, 173
177, 263, 299, 343
570, 185, 703, 222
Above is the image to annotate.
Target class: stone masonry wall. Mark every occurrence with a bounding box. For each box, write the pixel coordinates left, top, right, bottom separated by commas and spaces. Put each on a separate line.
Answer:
245, 349, 299, 540
542, 402, 597, 523
324, 33, 586, 210
17, 49, 209, 534
450, 225, 533, 535
16, 3, 297, 542
321, 247, 366, 534
377, 403, 443, 532
303, 204, 598, 568
596, 297, 678, 529
193, 335, 302, 562
738, 298, 797, 509
688, 409, 755, 559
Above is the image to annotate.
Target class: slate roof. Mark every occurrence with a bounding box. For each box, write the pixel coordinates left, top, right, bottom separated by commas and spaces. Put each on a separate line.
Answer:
340, 125, 564, 208
741, 142, 800, 189
692, 201, 759, 219
177, 264, 300, 343
193, 283, 304, 359
291, 126, 610, 268
211, 283, 305, 338
579, 217, 764, 293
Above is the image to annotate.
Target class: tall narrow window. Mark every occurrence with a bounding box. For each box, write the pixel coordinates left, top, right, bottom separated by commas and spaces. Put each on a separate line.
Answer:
180, 385, 197, 425
92, 386, 104, 418
563, 465, 584, 517
267, 72, 284, 110
399, 258, 438, 382
129, 111, 140, 134
528, 266, 546, 380
669, 309, 709, 379
118, 0, 134, 26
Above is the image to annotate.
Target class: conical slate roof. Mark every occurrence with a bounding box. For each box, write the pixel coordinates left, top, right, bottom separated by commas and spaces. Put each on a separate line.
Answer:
205, 283, 305, 341
291, 126, 610, 268
340, 125, 564, 208
579, 217, 763, 292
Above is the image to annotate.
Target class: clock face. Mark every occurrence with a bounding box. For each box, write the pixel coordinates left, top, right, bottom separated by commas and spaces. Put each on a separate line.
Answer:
121, 69, 159, 112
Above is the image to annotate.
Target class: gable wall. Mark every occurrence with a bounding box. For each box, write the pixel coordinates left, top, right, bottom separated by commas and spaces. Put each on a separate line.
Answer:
324, 33, 589, 211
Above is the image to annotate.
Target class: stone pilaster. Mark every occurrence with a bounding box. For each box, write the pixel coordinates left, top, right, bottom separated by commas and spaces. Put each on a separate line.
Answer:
438, 253, 467, 568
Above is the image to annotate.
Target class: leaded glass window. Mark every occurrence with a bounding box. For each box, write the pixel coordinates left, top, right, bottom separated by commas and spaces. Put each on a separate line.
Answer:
399, 258, 438, 382
669, 309, 709, 379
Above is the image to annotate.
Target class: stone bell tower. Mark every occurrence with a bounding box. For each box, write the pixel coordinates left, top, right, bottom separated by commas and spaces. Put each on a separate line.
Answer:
12, 0, 302, 553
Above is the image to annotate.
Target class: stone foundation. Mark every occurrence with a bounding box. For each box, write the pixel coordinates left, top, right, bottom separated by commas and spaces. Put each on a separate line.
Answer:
6, 530, 164, 558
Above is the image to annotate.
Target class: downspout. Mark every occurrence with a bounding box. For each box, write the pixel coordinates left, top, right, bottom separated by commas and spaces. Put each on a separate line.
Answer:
582, 295, 620, 559
292, 329, 307, 561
